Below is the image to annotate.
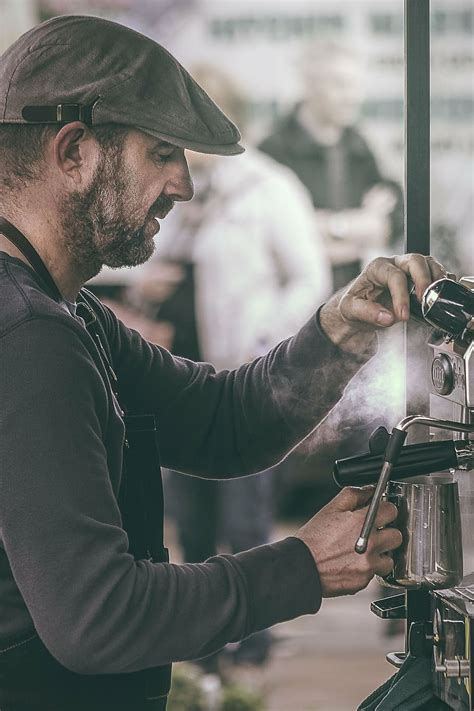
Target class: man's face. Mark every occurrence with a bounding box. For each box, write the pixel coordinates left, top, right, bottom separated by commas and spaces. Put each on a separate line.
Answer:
63, 129, 194, 272
304, 57, 364, 129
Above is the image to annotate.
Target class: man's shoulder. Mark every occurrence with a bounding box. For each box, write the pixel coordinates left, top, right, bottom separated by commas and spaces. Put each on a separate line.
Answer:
0, 254, 86, 341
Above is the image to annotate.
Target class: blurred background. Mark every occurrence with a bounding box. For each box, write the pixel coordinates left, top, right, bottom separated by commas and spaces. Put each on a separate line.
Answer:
2, 1, 472, 709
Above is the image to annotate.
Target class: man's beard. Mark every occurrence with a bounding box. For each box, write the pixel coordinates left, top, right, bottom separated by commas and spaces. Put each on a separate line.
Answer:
62, 146, 173, 278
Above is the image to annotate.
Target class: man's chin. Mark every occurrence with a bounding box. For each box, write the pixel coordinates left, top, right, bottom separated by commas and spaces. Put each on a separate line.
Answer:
102, 239, 155, 270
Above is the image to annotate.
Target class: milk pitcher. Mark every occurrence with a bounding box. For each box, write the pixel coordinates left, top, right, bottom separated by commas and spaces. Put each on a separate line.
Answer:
379, 475, 463, 589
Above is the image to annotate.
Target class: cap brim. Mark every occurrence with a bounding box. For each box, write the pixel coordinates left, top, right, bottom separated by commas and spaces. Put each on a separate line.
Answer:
139, 127, 245, 156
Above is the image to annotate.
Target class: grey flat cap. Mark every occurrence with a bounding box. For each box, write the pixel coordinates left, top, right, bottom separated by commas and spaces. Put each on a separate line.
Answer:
0, 15, 244, 155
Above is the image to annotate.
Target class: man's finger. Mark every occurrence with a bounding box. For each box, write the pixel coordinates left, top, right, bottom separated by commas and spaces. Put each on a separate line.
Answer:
384, 264, 412, 321
340, 291, 395, 328
372, 527, 403, 555
426, 256, 448, 282
363, 258, 411, 322
394, 254, 441, 302
373, 552, 396, 578
374, 501, 398, 529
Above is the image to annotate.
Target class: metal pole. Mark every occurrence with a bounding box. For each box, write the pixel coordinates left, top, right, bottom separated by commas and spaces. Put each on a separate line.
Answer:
404, 0, 431, 432
405, 0, 431, 255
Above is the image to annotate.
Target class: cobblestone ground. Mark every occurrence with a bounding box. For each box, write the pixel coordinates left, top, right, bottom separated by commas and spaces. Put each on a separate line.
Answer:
166, 518, 404, 711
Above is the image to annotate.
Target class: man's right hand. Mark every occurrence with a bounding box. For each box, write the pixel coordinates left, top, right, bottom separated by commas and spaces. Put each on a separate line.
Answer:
295, 487, 402, 597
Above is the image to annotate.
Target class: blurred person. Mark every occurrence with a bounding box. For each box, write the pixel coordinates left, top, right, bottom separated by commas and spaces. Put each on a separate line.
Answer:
141, 64, 331, 671
259, 39, 403, 291
0, 15, 445, 711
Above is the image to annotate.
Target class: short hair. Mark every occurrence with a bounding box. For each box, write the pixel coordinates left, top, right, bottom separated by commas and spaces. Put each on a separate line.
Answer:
300, 38, 364, 80
0, 123, 129, 191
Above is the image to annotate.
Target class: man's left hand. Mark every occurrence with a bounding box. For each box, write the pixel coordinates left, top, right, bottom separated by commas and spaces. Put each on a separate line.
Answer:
320, 254, 448, 353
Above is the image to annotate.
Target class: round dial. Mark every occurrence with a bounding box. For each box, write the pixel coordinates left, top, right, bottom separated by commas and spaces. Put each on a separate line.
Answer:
432, 354, 455, 396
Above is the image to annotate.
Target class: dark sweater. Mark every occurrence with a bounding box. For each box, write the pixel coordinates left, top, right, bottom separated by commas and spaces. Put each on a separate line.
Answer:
0, 253, 368, 675
259, 109, 404, 241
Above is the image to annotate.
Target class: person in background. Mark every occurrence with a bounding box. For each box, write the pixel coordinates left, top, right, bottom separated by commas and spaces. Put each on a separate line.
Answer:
259, 39, 403, 291
137, 63, 331, 673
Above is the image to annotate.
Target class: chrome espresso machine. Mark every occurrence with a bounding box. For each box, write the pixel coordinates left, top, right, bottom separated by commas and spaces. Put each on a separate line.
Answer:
334, 277, 474, 710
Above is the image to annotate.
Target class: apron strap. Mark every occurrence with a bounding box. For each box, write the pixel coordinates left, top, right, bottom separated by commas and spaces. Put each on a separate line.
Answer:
77, 293, 168, 563
0, 217, 63, 302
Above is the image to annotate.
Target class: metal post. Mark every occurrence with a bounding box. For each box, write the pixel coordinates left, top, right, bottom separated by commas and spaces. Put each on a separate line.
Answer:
405, 0, 431, 255
404, 0, 431, 433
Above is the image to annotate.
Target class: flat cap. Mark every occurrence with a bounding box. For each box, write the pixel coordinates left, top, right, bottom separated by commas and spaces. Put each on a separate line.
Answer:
0, 15, 244, 155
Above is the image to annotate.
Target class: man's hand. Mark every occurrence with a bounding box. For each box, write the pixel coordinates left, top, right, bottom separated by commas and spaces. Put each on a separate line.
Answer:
320, 254, 447, 353
295, 487, 402, 597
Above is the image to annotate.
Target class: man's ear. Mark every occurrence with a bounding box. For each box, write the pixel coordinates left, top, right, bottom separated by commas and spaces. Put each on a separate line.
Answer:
51, 121, 98, 186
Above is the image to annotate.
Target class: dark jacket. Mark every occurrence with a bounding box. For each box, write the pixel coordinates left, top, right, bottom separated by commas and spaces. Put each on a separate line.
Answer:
0, 252, 368, 676
259, 108, 403, 242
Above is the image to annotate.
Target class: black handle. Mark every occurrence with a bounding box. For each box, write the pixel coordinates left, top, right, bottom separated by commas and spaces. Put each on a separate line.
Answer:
334, 439, 460, 488
386, 652, 406, 669
371, 594, 406, 620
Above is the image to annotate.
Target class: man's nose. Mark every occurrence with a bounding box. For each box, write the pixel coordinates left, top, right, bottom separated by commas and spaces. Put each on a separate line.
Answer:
164, 152, 194, 203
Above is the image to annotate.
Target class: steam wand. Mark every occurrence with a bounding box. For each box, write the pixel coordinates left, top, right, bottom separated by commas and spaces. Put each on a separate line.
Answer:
355, 416, 474, 554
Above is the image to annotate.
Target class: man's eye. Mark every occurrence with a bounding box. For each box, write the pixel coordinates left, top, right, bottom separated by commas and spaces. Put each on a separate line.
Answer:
153, 151, 174, 163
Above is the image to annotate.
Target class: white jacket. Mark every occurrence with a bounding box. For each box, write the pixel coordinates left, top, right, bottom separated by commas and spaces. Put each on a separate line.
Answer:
155, 148, 332, 371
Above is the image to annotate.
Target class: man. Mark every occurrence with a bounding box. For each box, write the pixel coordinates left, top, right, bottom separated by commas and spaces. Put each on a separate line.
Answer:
259, 40, 403, 291
0, 15, 444, 711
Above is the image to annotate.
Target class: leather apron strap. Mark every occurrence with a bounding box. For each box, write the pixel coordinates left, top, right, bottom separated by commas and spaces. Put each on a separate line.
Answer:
0, 217, 62, 302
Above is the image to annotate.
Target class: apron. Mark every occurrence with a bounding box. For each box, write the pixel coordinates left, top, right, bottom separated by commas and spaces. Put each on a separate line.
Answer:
0, 218, 172, 710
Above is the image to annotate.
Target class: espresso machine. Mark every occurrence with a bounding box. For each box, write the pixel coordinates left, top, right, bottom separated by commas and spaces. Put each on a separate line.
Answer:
334, 277, 474, 710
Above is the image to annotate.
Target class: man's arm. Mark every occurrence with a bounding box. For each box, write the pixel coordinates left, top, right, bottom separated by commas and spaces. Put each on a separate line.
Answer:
1, 254, 435, 677
0, 315, 400, 677
0, 317, 321, 674
101, 302, 369, 478
101, 254, 446, 480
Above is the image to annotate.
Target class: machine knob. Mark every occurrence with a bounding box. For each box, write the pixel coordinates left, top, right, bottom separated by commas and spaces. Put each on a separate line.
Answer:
435, 658, 470, 678
431, 354, 455, 395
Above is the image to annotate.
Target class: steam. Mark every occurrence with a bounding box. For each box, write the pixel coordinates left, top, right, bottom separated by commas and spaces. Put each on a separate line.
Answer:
276, 323, 432, 459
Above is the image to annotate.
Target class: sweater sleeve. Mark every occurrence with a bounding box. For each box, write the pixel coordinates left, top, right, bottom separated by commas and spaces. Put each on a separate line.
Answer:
0, 317, 320, 675
103, 302, 372, 478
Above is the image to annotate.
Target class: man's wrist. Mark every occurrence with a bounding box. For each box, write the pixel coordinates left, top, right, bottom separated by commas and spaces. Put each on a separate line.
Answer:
319, 299, 377, 358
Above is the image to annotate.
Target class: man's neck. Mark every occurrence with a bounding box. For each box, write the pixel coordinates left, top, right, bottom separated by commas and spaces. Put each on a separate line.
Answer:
0, 210, 89, 301
297, 103, 343, 147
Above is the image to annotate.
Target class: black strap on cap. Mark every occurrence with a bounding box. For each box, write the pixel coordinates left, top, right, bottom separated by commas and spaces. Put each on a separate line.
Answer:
21, 103, 94, 124
0, 217, 62, 302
